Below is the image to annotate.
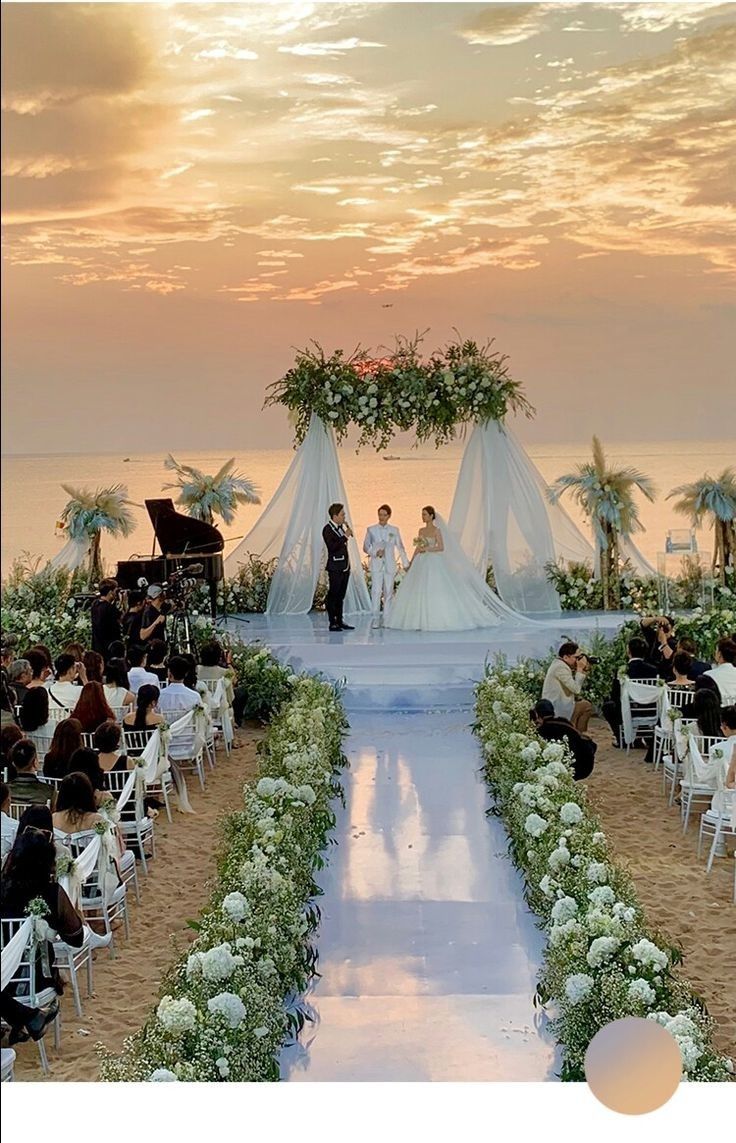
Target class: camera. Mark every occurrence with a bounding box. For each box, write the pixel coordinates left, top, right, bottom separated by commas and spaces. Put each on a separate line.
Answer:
161, 564, 202, 609
576, 653, 600, 666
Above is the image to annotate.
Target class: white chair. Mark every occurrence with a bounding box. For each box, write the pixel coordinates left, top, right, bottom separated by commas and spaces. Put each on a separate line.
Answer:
0, 918, 61, 1075
621, 678, 661, 752
653, 687, 692, 770
166, 711, 206, 791
678, 735, 723, 832
698, 786, 736, 874
123, 729, 173, 823
0, 1048, 15, 1082
53, 929, 94, 1018
28, 732, 54, 764
105, 769, 156, 877
45, 704, 73, 724
56, 830, 129, 956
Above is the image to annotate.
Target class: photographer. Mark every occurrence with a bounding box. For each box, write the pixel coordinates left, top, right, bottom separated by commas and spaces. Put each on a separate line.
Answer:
140, 585, 168, 644
541, 641, 594, 733
122, 589, 146, 649
530, 700, 596, 781
90, 579, 122, 661
640, 615, 676, 678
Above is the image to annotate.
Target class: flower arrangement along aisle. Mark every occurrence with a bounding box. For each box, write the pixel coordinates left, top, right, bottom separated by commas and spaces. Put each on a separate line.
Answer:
99, 672, 348, 1082
265, 331, 533, 449
473, 672, 733, 1083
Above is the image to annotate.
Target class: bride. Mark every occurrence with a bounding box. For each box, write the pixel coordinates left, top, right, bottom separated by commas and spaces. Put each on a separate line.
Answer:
385, 506, 526, 632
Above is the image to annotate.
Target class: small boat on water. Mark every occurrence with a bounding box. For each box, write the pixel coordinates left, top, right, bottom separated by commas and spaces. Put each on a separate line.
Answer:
123, 457, 131, 462
383, 455, 401, 461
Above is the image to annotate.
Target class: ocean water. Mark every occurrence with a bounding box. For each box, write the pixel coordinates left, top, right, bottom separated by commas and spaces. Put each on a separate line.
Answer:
1, 440, 731, 579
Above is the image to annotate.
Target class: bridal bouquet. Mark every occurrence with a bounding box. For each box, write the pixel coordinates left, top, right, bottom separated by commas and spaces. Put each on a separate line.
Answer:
413, 536, 428, 553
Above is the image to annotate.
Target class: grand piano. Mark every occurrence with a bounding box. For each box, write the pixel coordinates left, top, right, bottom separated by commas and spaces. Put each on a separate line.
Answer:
116, 499, 224, 617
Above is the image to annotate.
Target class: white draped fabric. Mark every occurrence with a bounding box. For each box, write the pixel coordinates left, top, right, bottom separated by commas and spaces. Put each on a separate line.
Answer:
449, 421, 593, 613
48, 537, 90, 573
226, 414, 370, 616
620, 678, 663, 747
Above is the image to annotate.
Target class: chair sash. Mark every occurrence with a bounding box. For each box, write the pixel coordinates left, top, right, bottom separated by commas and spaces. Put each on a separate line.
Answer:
0, 916, 52, 992
620, 678, 662, 746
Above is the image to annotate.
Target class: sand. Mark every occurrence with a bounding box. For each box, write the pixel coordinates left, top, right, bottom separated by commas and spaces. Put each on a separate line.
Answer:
12, 730, 263, 1081
585, 719, 736, 1057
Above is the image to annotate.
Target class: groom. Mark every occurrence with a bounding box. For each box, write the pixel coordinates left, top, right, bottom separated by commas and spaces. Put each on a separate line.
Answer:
322, 503, 355, 632
363, 504, 409, 626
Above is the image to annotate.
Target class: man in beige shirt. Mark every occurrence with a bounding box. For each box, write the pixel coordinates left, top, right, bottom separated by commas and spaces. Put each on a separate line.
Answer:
542, 641, 593, 732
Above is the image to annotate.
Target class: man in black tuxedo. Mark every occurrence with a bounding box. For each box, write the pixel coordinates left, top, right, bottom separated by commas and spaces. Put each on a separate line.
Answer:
530, 700, 597, 781
602, 636, 659, 745
322, 504, 355, 632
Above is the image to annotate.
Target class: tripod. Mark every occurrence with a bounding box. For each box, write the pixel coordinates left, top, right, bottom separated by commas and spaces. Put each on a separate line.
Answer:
168, 607, 196, 657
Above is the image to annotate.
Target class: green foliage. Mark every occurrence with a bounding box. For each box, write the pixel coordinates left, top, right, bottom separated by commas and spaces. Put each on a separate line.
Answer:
546, 558, 736, 615
1, 557, 91, 652
99, 673, 349, 1082
474, 673, 733, 1082
265, 332, 532, 449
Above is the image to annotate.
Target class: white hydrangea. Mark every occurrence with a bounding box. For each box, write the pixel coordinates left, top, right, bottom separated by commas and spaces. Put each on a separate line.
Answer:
551, 896, 578, 924
628, 978, 656, 1006
520, 742, 541, 764
207, 992, 247, 1029
200, 943, 244, 982
586, 862, 609, 884
588, 886, 616, 908
216, 1057, 231, 1078
295, 784, 316, 806
542, 742, 565, 762
548, 846, 571, 871
157, 995, 197, 1035
549, 918, 582, 946
492, 701, 503, 715
498, 711, 512, 725
630, 938, 669, 972
256, 777, 277, 798
564, 973, 595, 1004
538, 874, 556, 898
559, 802, 583, 827
185, 954, 202, 979
612, 902, 636, 925
586, 936, 621, 968
592, 831, 606, 846
222, 892, 250, 923
524, 813, 549, 838
149, 1069, 180, 1082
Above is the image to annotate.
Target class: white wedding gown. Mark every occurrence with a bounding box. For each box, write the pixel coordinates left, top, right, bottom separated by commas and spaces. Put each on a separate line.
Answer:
385, 519, 527, 632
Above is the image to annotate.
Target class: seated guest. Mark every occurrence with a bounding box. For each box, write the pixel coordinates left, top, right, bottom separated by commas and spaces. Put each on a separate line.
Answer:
542, 642, 593, 732
157, 656, 200, 717
12, 804, 71, 864
145, 639, 169, 683
70, 681, 116, 734
530, 700, 597, 781
52, 772, 106, 836
47, 653, 86, 709
127, 645, 160, 694
8, 660, 32, 707
669, 651, 696, 691
180, 653, 199, 691
82, 650, 105, 685
0, 831, 83, 1044
43, 718, 83, 780
676, 637, 710, 679
602, 637, 659, 743
123, 684, 165, 732
723, 709, 736, 788
121, 590, 146, 650
682, 688, 724, 739
198, 640, 247, 726
62, 642, 86, 665
8, 740, 53, 806
23, 648, 51, 690
704, 638, 736, 705
1, 724, 24, 781
19, 688, 53, 737
1, 780, 18, 862
94, 720, 132, 775
67, 746, 106, 799
106, 641, 128, 664
0, 674, 18, 729
103, 660, 134, 711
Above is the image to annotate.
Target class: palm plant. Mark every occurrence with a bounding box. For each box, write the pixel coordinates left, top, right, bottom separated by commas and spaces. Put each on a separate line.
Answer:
163, 455, 261, 525
548, 437, 656, 609
667, 468, 736, 583
58, 484, 136, 585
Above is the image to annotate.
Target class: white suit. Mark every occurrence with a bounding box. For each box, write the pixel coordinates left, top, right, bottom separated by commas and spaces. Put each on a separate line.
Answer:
363, 523, 409, 620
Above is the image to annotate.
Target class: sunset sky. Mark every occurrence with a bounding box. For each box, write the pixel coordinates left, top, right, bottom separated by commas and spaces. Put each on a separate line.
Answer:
2, 1, 734, 455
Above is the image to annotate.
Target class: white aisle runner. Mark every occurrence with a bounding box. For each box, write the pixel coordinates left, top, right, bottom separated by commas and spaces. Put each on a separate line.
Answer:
280, 711, 559, 1081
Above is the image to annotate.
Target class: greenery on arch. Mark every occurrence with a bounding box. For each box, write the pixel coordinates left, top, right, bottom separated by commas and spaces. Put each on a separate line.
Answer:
265, 331, 533, 450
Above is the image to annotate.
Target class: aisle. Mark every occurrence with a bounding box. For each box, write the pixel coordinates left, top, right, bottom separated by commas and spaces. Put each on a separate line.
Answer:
280, 711, 558, 1081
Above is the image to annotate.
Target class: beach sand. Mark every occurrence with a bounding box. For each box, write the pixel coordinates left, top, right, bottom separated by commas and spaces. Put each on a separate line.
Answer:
586, 720, 736, 1057
12, 730, 263, 1081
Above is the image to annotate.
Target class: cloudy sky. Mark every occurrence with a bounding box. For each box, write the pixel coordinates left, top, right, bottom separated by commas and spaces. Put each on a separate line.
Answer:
2, 1, 734, 454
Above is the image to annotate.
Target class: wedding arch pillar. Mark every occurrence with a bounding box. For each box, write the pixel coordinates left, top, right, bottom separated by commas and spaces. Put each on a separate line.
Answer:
449, 421, 594, 613
225, 414, 371, 616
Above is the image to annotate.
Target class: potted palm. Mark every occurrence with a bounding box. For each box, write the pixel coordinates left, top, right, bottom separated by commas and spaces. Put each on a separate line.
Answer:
163, 455, 261, 525
548, 437, 656, 610
57, 484, 136, 586
667, 468, 736, 584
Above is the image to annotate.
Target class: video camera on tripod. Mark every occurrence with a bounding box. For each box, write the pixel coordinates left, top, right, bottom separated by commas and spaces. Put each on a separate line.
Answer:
159, 563, 204, 612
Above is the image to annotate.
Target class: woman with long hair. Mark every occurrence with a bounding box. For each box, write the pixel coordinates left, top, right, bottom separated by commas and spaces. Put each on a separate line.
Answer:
103, 659, 134, 711
123, 684, 164, 732
1, 724, 23, 781
70, 681, 115, 734
52, 772, 105, 836
19, 687, 51, 734
67, 747, 106, 798
0, 831, 83, 1043
42, 718, 83, 780
82, 650, 105, 684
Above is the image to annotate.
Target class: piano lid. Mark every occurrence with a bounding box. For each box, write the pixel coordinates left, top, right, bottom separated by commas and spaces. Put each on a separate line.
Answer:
145, 498, 225, 557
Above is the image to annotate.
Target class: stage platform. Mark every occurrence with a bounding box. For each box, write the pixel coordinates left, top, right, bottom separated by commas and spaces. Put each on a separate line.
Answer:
222, 610, 630, 711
